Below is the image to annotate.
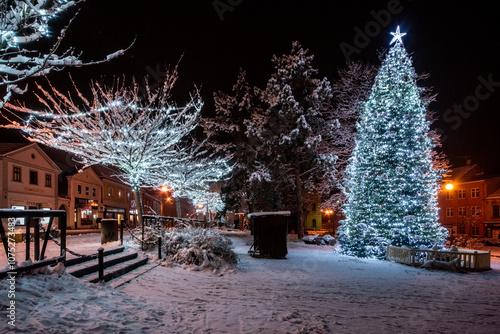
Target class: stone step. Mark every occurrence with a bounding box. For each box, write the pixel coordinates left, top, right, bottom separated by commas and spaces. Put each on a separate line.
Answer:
86, 257, 149, 283
67, 252, 138, 278
65, 247, 125, 267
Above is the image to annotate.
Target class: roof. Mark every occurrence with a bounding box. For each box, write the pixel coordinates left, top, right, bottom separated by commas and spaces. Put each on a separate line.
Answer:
0, 142, 32, 155
447, 164, 484, 183
248, 211, 291, 217
487, 188, 500, 199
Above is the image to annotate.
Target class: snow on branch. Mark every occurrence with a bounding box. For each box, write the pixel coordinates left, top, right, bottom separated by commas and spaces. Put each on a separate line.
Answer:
2, 64, 203, 192
0, 0, 132, 108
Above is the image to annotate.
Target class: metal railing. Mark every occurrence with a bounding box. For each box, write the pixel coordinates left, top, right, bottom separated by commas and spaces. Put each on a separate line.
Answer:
0, 209, 67, 277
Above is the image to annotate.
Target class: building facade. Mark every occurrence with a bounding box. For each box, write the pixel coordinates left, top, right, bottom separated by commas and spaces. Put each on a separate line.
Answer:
0, 144, 61, 222
438, 163, 500, 239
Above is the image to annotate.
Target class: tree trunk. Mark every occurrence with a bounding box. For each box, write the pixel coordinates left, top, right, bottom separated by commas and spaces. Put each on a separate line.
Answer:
295, 167, 304, 239
175, 197, 182, 218
133, 188, 144, 227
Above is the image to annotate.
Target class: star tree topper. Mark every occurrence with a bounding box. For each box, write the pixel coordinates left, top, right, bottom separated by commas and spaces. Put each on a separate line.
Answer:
390, 26, 406, 45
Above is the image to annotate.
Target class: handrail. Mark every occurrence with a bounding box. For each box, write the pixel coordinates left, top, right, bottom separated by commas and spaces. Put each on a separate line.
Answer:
0, 209, 67, 268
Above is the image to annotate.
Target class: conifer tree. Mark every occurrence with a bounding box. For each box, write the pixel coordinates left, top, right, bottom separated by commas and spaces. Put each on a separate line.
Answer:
338, 27, 448, 258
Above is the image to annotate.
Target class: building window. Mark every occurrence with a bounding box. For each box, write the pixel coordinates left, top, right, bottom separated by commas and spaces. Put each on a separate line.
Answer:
118, 190, 122, 198
458, 190, 466, 199
471, 188, 480, 198
458, 207, 466, 217
458, 224, 466, 234
471, 225, 480, 236
29, 170, 38, 185
471, 206, 480, 216
493, 205, 500, 218
93, 188, 96, 197
13, 167, 21, 182
108, 187, 113, 197
446, 208, 453, 217
446, 191, 453, 200
85, 186, 89, 196
45, 174, 52, 187
77, 185, 82, 194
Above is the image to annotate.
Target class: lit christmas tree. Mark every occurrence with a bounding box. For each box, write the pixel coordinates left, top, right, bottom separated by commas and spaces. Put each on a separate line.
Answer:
338, 27, 448, 258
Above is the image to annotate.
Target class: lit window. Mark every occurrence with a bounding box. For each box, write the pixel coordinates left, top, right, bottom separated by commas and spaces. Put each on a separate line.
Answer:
118, 190, 122, 198
29, 170, 38, 185
13, 167, 21, 182
446, 208, 453, 217
108, 187, 113, 197
471, 188, 480, 198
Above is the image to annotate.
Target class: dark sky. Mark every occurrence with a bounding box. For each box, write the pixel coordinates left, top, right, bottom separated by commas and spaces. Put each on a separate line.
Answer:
7, 1, 500, 174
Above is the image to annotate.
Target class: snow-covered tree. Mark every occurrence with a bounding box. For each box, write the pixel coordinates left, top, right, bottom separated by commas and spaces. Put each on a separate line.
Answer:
0, 0, 129, 108
202, 69, 259, 214
2, 65, 202, 226
257, 41, 336, 239
322, 61, 377, 209
163, 146, 232, 218
338, 27, 448, 258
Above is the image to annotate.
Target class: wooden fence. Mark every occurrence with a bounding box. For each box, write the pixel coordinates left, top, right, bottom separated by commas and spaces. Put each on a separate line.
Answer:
386, 245, 491, 271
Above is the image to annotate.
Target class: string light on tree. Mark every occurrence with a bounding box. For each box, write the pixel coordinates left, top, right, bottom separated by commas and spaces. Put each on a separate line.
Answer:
338, 27, 448, 258
2, 64, 202, 227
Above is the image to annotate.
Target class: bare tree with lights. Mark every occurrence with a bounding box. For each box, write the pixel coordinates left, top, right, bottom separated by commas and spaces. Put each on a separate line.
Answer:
2, 65, 203, 226
0, 0, 130, 108
164, 145, 233, 218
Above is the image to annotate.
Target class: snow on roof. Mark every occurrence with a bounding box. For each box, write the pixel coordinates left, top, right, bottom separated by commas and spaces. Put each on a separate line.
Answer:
487, 188, 500, 199
248, 211, 291, 217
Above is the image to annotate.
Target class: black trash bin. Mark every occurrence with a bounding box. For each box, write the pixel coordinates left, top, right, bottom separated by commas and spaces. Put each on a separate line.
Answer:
100, 218, 118, 244
248, 211, 290, 258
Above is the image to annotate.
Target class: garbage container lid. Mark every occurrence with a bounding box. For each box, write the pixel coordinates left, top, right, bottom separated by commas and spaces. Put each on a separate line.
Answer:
248, 211, 291, 218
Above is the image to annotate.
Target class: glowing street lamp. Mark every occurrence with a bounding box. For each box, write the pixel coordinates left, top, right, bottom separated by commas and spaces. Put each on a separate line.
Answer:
445, 183, 454, 191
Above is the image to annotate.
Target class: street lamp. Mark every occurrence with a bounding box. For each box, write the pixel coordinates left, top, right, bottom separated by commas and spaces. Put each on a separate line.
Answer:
445, 183, 454, 191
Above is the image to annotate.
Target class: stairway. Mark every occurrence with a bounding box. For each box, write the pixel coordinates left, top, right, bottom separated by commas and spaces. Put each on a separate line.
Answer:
66, 247, 155, 287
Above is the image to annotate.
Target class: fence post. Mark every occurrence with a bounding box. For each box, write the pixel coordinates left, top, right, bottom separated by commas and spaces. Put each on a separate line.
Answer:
34, 217, 40, 261
98, 247, 104, 283
120, 221, 124, 246
25, 216, 31, 261
158, 237, 162, 260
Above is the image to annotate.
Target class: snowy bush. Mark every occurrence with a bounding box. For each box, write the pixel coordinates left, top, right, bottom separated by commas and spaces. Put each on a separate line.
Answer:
162, 224, 238, 271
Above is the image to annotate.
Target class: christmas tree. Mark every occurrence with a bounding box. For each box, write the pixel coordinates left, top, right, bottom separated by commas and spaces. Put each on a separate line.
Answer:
338, 27, 448, 258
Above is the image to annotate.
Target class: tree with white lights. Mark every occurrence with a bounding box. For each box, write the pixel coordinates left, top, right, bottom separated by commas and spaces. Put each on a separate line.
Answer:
0, 0, 129, 108
163, 146, 232, 218
338, 27, 448, 258
2, 65, 202, 226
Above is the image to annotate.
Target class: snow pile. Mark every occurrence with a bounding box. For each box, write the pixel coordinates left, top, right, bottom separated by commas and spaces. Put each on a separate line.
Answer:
161, 225, 238, 272
303, 234, 337, 246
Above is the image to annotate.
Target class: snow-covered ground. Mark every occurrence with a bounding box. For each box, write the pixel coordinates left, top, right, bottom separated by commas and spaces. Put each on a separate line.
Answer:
1, 231, 500, 333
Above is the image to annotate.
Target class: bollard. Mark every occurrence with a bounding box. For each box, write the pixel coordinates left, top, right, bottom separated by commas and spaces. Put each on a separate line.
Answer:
158, 236, 162, 260
120, 221, 124, 246
98, 247, 104, 283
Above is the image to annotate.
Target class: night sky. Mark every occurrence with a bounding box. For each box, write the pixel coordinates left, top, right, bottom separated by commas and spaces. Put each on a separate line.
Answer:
6, 0, 500, 174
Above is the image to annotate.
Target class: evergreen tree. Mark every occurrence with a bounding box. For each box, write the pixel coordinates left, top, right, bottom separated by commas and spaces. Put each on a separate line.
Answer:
258, 41, 335, 238
203, 69, 259, 214
338, 27, 448, 258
